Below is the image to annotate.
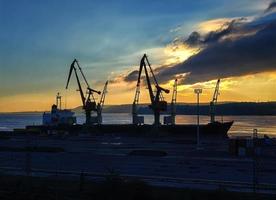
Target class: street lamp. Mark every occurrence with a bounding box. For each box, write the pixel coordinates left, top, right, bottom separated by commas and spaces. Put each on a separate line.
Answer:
194, 88, 202, 150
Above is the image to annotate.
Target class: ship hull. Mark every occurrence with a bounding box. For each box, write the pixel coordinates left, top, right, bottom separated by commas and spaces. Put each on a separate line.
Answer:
25, 121, 233, 138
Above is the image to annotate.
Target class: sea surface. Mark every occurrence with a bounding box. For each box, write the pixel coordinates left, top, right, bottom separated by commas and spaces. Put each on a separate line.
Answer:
0, 113, 276, 137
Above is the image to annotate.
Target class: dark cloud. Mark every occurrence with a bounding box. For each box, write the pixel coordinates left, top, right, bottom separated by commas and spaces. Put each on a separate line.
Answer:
123, 20, 241, 84
184, 18, 247, 47
185, 31, 202, 46
124, 70, 139, 82
158, 21, 276, 84
204, 20, 236, 43
123, 3, 276, 85
123, 63, 172, 85
265, 1, 276, 13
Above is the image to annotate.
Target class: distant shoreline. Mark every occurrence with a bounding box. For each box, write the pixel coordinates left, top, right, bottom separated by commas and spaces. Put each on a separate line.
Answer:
1, 102, 276, 116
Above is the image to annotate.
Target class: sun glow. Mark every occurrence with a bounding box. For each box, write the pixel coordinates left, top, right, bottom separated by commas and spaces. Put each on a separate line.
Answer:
164, 43, 199, 65
1, 14, 276, 112
159, 71, 276, 104
198, 18, 236, 34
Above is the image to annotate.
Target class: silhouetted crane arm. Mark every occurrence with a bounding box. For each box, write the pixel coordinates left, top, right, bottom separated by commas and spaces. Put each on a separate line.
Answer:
144, 55, 158, 86
137, 54, 170, 104
142, 56, 155, 103
134, 54, 170, 125
65, 60, 75, 89
98, 81, 108, 113
212, 79, 220, 103
75, 60, 90, 88
74, 59, 101, 99
137, 56, 144, 87
171, 79, 177, 104
144, 54, 169, 95
87, 87, 101, 95
66, 59, 86, 107
156, 85, 170, 94
210, 79, 220, 123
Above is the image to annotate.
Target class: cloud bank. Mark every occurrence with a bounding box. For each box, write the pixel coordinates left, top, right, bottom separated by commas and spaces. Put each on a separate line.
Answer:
123, 1, 276, 85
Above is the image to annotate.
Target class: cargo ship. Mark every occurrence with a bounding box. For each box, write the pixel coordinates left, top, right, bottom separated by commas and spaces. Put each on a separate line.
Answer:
23, 55, 233, 139
26, 121, 233, 139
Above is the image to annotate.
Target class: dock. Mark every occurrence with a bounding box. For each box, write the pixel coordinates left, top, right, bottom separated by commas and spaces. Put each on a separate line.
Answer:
0, 133, 275, 194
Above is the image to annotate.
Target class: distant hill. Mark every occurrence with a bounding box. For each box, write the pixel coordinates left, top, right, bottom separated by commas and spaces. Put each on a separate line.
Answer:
73, 102, 276, 116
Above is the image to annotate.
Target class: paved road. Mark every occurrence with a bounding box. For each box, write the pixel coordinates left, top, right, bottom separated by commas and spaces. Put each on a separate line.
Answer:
0, 135, 275, 191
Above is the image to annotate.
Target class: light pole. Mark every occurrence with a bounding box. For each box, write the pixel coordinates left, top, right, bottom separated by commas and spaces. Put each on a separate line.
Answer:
194, 88, 202, 150
252, 128, 258, 193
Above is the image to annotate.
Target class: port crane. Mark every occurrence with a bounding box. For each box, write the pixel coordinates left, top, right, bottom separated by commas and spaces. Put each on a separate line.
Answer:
92, 81, 108, 124
132, 54, 170, 126
65, 59, 101, 125
210, 79, 220, 123
164, 79, 177, 125
132, 78, 143, 125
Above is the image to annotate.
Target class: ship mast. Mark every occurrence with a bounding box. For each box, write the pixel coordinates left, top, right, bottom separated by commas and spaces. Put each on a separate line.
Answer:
56, 92, 62, 110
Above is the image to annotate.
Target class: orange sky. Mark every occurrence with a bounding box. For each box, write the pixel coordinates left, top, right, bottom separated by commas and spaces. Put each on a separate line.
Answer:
1, 70, 275, 113
1, 17, 276, 112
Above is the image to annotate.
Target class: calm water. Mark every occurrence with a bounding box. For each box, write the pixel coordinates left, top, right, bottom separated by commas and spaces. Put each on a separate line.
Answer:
0, 113, 276, 137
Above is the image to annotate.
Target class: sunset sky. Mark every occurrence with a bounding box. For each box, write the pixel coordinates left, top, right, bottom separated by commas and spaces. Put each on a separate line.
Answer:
1, 0, 276, 112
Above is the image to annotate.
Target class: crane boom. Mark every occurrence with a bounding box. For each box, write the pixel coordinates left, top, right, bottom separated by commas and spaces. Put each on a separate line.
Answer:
144, 55, 158, 86
210, 79, 220, 123
212, 79, 220, 103
98, 81, 108, 113
75, 59, 90, 88
66, 59, 86, 107
132, 82, 143, 125
92, 80, 108, 125
133, 54, 169, 126
164, 79, 177, 125
171, 79, 177, 114
66, 60, 74, 89
65, 59, 101, 125
143, 58, 155, 103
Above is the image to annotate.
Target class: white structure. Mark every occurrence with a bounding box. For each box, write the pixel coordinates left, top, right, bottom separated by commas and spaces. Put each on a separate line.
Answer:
43, 93, 76, 126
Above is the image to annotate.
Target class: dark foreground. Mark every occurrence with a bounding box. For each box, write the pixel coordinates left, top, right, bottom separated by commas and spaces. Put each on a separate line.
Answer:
0, 133, 275, 194
0, 175, 274, 200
